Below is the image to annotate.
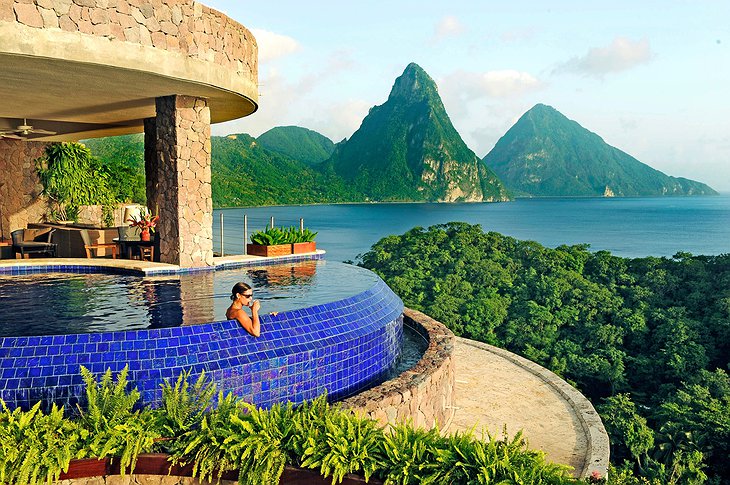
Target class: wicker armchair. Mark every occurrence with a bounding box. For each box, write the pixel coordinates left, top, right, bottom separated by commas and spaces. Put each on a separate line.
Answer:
11, 228, 57, 258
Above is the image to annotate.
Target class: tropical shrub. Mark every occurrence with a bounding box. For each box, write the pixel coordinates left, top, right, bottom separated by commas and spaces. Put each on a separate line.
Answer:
35, 142, 118, 225
250, 225, 318, 245
250, 226, 291, 245
0, 368, 579, 485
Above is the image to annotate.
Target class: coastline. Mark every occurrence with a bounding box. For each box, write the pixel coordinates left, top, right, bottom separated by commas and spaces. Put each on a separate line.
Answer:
213, 193, 728, 210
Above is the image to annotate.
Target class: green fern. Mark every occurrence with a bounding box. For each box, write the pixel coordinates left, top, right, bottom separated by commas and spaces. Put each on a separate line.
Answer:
380, 423, 442, 484
157, 370, 216, 444
294, 397, 383, 484
0, 401, 81, 485
176, 392, 246, 483
75, 366, 158, 476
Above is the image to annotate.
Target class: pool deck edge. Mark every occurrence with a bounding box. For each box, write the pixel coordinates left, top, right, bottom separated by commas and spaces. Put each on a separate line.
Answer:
0, 250, 326, 275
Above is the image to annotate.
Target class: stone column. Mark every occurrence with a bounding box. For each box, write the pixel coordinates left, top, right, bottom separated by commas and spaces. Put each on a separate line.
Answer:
152, 95, 213, 267
0, 139, 49, 239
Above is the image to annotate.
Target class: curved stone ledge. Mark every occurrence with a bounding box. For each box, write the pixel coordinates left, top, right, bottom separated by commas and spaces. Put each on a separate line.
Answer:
342, 307, 455, 431
0, 0, 258, 139
3, 0, 257, 80
457, 338, 610, 479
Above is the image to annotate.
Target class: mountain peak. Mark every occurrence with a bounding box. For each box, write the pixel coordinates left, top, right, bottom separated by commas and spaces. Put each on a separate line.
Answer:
388, 62, 438, 102
326, 63, 510, 202
483, 105, 717, 197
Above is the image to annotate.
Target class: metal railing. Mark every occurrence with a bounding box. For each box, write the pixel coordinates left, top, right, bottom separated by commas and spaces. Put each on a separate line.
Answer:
212, 213, 308, 257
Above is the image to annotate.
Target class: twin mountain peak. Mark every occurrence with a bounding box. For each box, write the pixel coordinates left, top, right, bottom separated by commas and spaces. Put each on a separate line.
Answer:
252, 62, 715, 202
84, 63, 716, 206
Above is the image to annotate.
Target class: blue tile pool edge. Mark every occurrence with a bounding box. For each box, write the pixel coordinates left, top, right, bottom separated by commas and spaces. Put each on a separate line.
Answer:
0, 267, 405, 411
0, 252, 324, 276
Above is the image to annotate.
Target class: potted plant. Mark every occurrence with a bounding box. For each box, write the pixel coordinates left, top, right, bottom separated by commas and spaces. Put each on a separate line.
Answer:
291, 227, 317, 254
247, 226, 319, 257
247, 226, 293, 257
127, 207, 159, 242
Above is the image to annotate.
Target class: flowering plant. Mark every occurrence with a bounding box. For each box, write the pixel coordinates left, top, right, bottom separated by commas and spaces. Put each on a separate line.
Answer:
127, 207, 159, 233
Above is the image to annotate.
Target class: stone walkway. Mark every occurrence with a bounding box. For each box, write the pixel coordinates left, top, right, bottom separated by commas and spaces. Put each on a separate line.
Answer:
447, 338, 589, 476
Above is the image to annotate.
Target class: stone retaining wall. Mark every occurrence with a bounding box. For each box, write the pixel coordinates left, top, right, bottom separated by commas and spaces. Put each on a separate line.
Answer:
0, 139, 48, 236
2, 0, 256, 80
342, 307, 455, 431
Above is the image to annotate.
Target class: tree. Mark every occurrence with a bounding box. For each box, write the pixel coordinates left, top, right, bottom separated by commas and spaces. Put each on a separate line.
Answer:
598, 394, 654, 472
35, 143, 118, 225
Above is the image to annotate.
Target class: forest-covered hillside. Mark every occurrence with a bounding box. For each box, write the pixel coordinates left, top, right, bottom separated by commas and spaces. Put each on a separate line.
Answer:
361, 223, 729, 484
256, 126, 336, 166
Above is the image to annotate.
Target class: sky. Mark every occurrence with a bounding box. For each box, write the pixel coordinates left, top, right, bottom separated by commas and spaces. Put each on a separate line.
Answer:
206, 1, 730, 191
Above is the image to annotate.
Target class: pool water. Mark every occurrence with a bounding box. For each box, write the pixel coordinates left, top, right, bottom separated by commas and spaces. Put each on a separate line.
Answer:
0, 260, 380, 337
387, 322, 429, 379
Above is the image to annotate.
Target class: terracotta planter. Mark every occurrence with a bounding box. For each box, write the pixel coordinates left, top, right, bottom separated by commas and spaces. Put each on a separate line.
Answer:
61, 454, 382, 484
140, 228, 151, 242
292, 242, 316, 254
59, 457, 110, 479
247, 243, 292, 257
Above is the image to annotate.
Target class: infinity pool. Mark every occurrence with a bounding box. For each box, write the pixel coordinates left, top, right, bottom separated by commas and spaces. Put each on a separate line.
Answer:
0, 260, 379, 337
0, 259, 406, 410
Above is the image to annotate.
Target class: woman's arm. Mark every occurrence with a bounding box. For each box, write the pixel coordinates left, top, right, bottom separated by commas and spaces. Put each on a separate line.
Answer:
249, 300, 261, 337
233, 304, 261, 337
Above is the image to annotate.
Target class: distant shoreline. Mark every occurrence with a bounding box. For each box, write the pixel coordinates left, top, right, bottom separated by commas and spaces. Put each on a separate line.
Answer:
214, 193, 727, 210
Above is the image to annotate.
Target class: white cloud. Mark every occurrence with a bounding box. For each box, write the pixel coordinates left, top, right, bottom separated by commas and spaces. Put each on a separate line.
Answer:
441, 69, 543, 101
433, 15, 466, 41
250, 28, 301, 62
305, 99, 372, 143
557, 37, 653, 78
211, 52, 366, 142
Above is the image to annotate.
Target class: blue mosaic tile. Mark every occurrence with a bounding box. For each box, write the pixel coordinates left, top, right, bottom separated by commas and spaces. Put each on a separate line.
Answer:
0, 261, 403, 411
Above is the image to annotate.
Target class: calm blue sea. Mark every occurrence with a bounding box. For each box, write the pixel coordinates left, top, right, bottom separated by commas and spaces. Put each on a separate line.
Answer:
213, 196, 730, 263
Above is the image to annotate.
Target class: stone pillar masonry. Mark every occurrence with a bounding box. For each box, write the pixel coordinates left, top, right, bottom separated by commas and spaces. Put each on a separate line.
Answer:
153, 95, 213, 267
0, 139, 49, 238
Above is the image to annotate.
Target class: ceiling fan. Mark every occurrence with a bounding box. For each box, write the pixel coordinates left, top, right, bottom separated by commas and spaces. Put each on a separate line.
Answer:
0, 119, 57, 139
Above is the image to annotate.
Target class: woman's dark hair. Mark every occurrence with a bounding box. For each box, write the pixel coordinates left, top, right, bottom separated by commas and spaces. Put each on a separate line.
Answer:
231, 282, 252, 301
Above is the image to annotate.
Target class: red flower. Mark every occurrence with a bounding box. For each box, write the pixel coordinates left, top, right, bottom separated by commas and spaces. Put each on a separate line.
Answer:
128, 208, 159, 232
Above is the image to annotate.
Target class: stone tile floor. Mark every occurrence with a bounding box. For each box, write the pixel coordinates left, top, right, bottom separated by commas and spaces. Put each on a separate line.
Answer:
449, 338, 588, 476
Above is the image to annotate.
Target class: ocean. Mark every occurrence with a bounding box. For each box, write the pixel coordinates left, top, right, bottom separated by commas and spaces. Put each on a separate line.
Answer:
213, 196, 730, 263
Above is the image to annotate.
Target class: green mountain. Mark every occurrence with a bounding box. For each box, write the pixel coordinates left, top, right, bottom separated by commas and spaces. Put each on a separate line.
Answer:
324, 63, 510, 202
210, 134, 358, 206
257, 126, 335, 166
483, 104, 717, 197
84, 133, 359, 207
81, 134, 146, 204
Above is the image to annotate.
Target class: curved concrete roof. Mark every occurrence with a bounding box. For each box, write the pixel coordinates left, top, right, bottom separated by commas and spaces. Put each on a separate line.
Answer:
0, 0, 258, 141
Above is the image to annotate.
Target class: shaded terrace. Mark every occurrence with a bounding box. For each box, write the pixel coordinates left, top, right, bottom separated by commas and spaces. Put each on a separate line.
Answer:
0, 0, 258, 267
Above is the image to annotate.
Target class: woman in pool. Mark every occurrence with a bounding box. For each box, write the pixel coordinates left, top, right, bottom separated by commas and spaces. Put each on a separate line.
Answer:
226, 282, 261, 337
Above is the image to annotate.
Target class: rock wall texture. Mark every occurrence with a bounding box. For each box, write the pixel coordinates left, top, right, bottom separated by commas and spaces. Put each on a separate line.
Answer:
151, 94, 213, 267
0, 139, 49, 238
342, 307, 456, 431
2, 0, 257, 81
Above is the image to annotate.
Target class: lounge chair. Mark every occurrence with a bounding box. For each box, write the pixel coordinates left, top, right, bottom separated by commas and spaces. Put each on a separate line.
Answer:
80, 229, 118, 259
11, 228, 57, 258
